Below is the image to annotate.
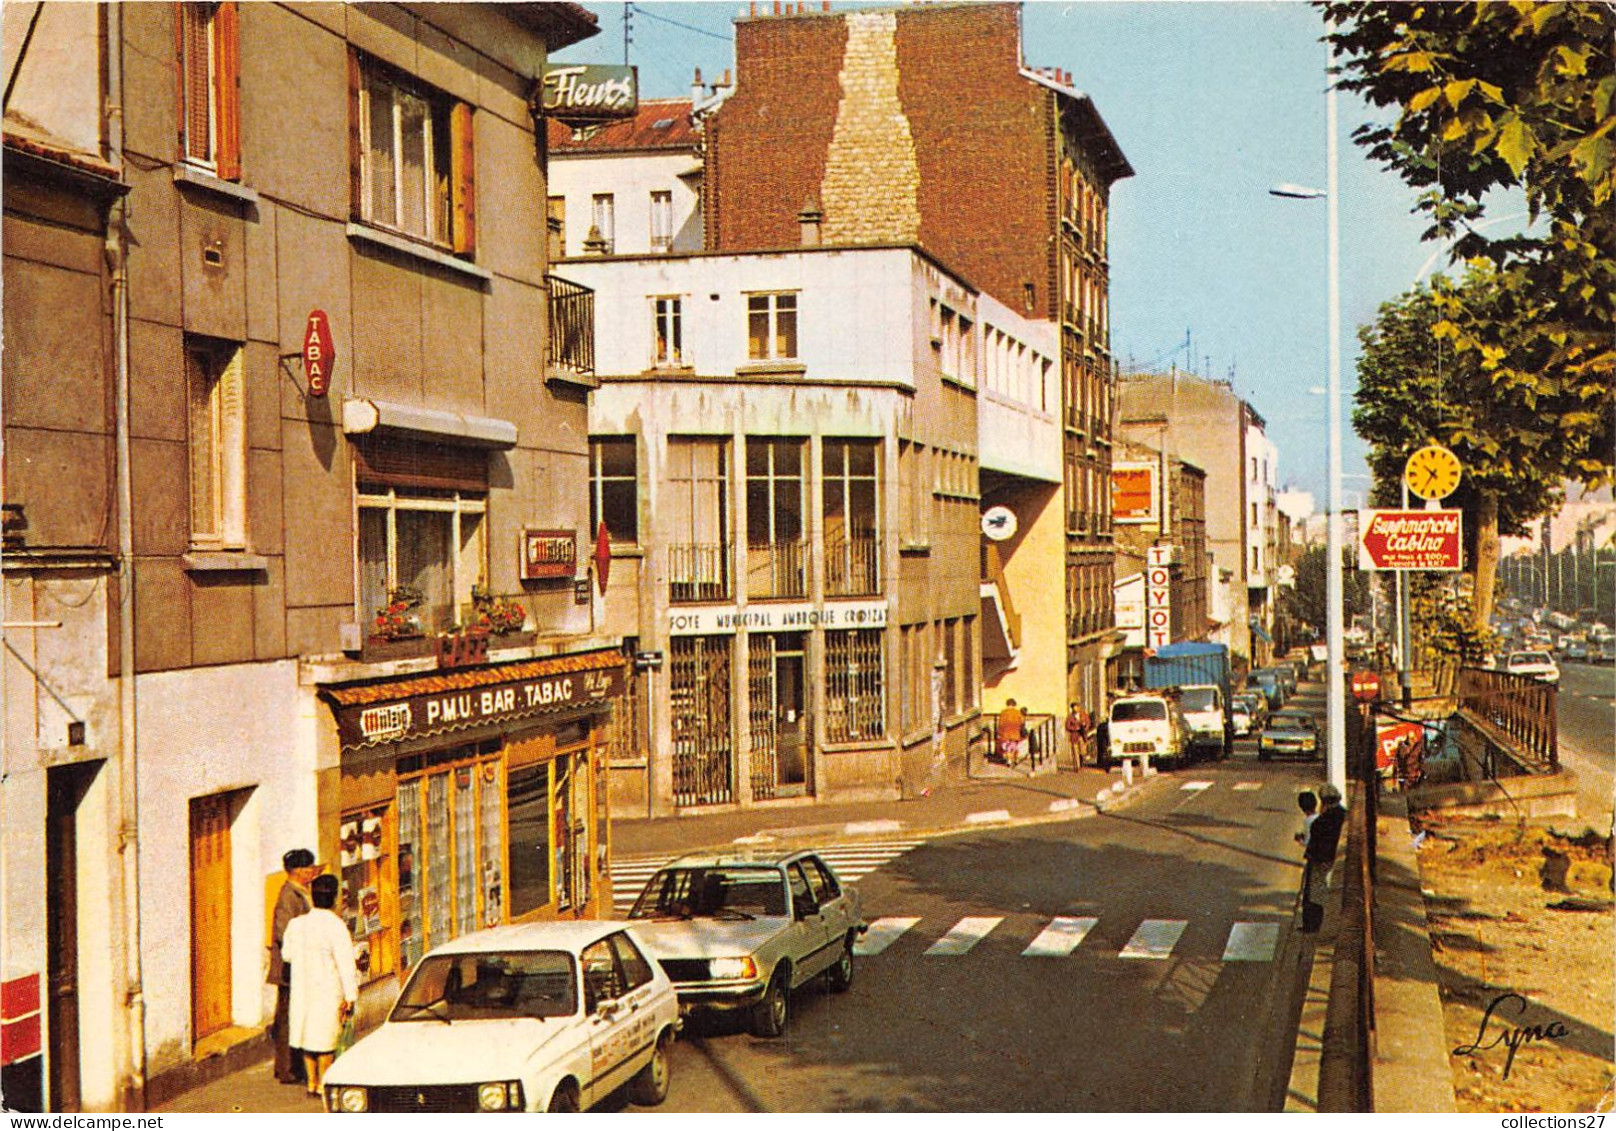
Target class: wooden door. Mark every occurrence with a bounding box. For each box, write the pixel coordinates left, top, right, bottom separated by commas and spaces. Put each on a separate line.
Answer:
189, 794, 233, 1041
47, 764, 95, 1111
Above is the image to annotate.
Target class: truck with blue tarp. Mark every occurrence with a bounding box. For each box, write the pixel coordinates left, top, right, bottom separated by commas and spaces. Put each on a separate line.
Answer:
1144, 642, 1233, 760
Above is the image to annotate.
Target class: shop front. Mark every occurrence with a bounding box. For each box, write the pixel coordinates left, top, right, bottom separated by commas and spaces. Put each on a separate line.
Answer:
318, 649, 625, 1014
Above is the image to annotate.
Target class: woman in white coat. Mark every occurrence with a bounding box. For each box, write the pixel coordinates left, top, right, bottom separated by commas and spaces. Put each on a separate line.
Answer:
282, 872, 359, 1094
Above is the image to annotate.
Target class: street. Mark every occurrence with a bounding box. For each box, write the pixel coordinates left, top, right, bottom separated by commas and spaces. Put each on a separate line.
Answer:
634, 718, 1327, 1112
1555, 661, 1616, 831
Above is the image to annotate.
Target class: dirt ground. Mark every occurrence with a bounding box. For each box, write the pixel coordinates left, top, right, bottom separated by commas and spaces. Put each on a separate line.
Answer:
1413, 816, 1615, 1113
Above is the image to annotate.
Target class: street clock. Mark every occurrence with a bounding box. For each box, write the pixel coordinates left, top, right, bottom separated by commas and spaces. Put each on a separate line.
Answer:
1403, 444, 1462, 502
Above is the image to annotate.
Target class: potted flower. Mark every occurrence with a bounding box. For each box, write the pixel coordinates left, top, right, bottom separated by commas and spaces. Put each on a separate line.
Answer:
372, 586, 425, 640
470, 585, 528, 636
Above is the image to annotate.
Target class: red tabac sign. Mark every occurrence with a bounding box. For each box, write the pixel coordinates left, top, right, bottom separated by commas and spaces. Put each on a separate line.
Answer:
303, 310, 335, 397
1358, 509, 1462, 571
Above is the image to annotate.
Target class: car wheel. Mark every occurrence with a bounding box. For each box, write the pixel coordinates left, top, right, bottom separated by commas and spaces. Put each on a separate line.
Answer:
626, 1030, 672, 1106
750, 966, 790, 1037
547, 1084, 580, 1113
826, 935, 854, 993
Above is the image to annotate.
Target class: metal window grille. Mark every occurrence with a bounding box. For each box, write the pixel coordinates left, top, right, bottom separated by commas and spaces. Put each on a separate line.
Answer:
747, 635, 779, 801
670, 636, 733, 806
825, 629, 884, 742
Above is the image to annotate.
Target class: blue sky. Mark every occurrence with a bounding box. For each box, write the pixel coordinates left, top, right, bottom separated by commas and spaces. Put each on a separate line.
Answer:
556, 1, 1467, 505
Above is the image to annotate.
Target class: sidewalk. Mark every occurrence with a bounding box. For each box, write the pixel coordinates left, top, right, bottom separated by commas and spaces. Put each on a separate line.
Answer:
153, 761, 1168, 1115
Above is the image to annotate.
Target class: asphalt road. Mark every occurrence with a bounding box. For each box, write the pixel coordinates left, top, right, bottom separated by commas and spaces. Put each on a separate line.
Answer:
638, 723, 1329, 1112
1555, 660, 1616, 831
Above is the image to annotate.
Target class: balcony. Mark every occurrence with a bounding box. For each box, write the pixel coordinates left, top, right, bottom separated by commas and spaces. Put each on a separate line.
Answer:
747, 539, 808, 600
668, 542, 731, 603
546, 274, 594, 385
825, 533, 880, 597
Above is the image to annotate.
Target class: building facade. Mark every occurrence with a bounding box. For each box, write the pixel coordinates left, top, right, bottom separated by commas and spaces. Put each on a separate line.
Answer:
3, 2, 618, 1111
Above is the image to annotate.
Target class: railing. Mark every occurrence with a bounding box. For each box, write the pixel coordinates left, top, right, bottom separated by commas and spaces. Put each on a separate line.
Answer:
825, 533, 880, 597
546, 274, 594, 378
977, 712, 1057, 770
1455, 665, 1558, 771
746, 539, 807, 600
667, 542, 731, 603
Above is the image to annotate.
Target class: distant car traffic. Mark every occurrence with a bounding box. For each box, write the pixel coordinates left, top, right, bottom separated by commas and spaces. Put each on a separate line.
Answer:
1230, 700, 1254, 737
1562, 641, 1590, 662
1259, 708, 1320, 762
1504, 651, 1560, 683
1250, 669, 1286, 709
626, 848, 864, 1037
1234, 691, 1269, 733
322, 920, 680, 1113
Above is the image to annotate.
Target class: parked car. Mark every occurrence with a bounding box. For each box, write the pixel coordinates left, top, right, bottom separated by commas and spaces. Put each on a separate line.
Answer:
1272, 663, 1299, 696
1107, 693, 1185, 766
1234, 691, 1269, 732
322, 920, 680, 1113
627, 848, 864, 1038
1562, 640, 1590, 662
1230, 700, 1254, 738
1598, 639, 1616, 665
1250, 669, 1286, 709
1504, 651, 1560, 684
1259, 708, 1320, 762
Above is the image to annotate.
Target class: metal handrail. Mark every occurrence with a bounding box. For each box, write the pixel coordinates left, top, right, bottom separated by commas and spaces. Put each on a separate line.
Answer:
546, 274, 594, 377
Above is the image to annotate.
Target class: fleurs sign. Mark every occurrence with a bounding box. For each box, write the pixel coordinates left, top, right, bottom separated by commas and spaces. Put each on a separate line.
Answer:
522, 529, 577, 580
536, 64, 638, 124
1358, 509, 1463, 571
303, 310, 335, 397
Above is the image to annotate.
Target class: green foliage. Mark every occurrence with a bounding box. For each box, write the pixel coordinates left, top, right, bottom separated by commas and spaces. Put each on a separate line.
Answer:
1323, 1, 1616, 488
1409, 573, 1495, 666
1282, 543, 1371, 637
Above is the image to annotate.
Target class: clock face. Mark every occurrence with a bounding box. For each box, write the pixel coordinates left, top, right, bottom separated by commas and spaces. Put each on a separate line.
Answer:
1404, 445, 1462, 501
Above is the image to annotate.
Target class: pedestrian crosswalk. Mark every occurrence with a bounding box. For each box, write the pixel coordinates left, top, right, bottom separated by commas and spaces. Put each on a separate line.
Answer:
608, 839, 924, 915
854, 913, 1285, 963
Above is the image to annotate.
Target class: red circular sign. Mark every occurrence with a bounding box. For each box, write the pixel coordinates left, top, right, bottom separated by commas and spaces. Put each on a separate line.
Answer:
302, 310, 335, 397
1351, 670, 1380, 702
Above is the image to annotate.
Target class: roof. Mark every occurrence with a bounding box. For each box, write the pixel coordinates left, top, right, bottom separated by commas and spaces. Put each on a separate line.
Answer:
510, 3, 600, 52
548, 99, 699, 153
661, 848, 817, 869
1021, 69, 1134, 184
427, 918, 630, 956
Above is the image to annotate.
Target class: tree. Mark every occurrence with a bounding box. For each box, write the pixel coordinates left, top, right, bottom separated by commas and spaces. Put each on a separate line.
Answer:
1322, 2, 1615, 487
1283, 542, 1371, 640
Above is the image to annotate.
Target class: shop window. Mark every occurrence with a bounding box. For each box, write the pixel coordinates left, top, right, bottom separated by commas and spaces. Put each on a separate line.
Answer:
352, 51, 474, 254
823, 439, 880, 597
176, 2, 241, 179
651, 296, 683, 367
357, 486, 487, 634
746, 292, 798, 360
589, 437, 638, 545
186, 337, 247, 550
825, 628, 884, 742
340, 805, 394, 984
507, 762, 551, 918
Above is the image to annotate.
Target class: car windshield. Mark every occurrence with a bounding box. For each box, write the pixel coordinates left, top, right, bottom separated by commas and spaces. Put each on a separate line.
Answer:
1270, 713, 1313, 731
1111, 701, 1167, 722
1180, 689, 1219, 712
629, 865, 788, 920
1509, 653, 1551, 666
391, 950, 577, 1022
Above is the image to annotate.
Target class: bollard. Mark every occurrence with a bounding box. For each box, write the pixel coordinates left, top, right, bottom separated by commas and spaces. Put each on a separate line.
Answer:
1122, 758, 1135, 786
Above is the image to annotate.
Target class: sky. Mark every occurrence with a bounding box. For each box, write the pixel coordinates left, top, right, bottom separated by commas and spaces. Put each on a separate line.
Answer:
554, 0, 1480, 506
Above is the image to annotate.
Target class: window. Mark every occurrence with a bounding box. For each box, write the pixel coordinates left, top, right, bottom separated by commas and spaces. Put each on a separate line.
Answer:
353, 52, 474, 253
666, 439, 729, 602
591, 193, 615, 254
186, 337, 247, 549
823, 439, 880, 596
962, 615, 977, 710
547, 195, 566, 261
176, 2, 241, 179
339, 803, 394, 983
825, 629, 884, 742
805, 857, 841, 902
650, 190, 674, 251
747, 292, 798, 360
940, 617, 959, 718
651, 296, 683, 367
746, 438, 805, 599
1251, 502, 1259, 526
588, 437, 638, 545
358, 486, 487, 633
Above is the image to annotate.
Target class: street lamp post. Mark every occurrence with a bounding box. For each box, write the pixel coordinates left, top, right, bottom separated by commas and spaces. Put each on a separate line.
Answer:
1270, 37, 1346, 795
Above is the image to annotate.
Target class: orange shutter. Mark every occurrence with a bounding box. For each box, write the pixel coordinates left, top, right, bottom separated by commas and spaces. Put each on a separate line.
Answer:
214, 2, 241, 180
348, 49, 364, 218
451, 101, 476, 256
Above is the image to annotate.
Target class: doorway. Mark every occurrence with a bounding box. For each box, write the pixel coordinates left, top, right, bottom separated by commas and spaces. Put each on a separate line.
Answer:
47, 762, 98, 1112
189, 792, 235, 1044
747, 633, 808, 800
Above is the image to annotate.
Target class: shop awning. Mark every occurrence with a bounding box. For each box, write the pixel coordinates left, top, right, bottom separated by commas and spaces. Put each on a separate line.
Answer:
322, 649, 625, 753
342, 397, 518, 450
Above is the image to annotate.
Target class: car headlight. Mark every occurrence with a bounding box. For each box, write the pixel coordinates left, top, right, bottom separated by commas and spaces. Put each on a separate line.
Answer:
478, 1081, 523, 1111
708, 956, 758, 980
330, 1086, 368, 1113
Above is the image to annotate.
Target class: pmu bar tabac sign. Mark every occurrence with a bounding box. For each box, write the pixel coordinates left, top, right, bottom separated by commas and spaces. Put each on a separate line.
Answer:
1358, 509, 1463, 571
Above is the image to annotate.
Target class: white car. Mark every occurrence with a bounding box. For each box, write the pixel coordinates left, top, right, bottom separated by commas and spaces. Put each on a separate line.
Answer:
322, 920, 680, 1113
1504, 651, 1560, 684
1108, 694, 1183, 766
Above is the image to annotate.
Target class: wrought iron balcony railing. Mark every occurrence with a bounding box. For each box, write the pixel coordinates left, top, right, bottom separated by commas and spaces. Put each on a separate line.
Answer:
547, 274, 594, 379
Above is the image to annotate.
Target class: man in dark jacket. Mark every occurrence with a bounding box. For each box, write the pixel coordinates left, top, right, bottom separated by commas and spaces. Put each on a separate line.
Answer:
1301, 784, 1346, 933
269, 848, 318, 1083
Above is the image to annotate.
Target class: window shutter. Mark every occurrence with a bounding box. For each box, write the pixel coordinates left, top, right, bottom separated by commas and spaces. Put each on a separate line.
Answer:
348, 49, 364, 218
353, 437, 489, 494
450, 101, 476, 256
214, 2, 241, 180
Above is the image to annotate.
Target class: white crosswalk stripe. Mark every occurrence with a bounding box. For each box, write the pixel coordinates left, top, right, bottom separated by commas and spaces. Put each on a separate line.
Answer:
924, 916, 1003, 956
1119, 918, 1189, 960
1022, 916, 1098, 957
1222, 921, 1282, 962
1232, 782, 1264, 792
608, 839, 923, 915
1180, 780, 1214, 792
854, 916, 921, 956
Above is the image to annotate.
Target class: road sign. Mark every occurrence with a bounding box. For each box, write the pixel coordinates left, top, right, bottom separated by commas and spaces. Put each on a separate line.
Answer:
302, 310, 334, 397
634, 650, 664, 671
1403, 444, 1461, 502
1358, 509, 1462, 571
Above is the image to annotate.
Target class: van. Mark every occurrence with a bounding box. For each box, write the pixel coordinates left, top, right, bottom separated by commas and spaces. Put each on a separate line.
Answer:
1108, 695, 1183, 767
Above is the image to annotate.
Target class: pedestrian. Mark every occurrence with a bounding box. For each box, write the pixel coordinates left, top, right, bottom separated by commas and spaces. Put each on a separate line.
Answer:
997, 698, 1027, 766
1295, 790, 1318, 847
1301, 783, 1346, 933
1066, 702, 1092, 767
268, 848, 317, 1084
282, 873, 359, 1096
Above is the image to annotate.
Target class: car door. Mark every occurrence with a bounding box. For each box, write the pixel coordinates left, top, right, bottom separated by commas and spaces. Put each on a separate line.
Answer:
804, 855, 852, 961
786, 860, 834, 979
580, 936, 638, 1107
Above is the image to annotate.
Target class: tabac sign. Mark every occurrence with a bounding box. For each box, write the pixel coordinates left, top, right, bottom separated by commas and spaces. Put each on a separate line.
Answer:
536, 64, 638, 125
1358, 509, 1463, 571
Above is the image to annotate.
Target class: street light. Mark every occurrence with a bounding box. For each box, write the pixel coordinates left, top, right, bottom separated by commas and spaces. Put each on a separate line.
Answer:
1269, 34, 1346, 796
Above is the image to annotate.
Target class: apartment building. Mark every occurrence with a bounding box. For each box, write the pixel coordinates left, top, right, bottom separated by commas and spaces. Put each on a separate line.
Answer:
3, 3, 617, 1110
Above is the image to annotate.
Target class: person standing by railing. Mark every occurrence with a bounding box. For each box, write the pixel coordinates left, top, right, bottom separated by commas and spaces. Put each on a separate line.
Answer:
997, 698, 1027, 766
1066, 702, 1093, 767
